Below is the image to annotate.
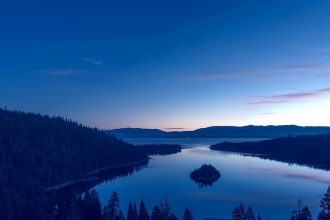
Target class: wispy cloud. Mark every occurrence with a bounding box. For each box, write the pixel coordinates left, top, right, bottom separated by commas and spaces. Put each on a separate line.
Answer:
249, 87, 330, 105
28, 69, 82, 76
268, 87, 330, 99
189, 64, 328, 81
82, 58, 103, 65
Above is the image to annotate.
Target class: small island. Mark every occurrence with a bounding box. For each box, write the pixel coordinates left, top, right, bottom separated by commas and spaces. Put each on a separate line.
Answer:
190, 164, 221, 187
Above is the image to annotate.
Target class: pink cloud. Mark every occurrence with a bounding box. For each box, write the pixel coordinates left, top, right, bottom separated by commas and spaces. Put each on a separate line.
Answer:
249, 87, 330, 105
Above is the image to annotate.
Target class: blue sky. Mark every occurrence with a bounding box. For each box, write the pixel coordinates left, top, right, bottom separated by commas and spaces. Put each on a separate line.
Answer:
1, 0, 330, 130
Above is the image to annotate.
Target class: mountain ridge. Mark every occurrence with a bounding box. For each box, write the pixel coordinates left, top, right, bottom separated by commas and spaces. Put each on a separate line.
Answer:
109, 125, 330, 138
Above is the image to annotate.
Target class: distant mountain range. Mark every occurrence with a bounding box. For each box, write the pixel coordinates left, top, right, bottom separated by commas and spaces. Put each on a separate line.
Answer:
109, 125, 330, 138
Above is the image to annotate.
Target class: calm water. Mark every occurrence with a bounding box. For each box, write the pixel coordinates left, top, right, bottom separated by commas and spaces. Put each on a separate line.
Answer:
95, 138, 330, 220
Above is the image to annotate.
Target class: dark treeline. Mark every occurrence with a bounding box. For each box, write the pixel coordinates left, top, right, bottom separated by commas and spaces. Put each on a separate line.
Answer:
44, 190, 191, 220
232, 204, 261, 220
210, 134, 330, 170
232, 186, 330, 220
43, 185, 330, 220
0, 109, 180, 220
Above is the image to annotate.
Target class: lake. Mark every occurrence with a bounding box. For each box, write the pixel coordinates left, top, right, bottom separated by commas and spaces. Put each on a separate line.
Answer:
94, 138, 330, 220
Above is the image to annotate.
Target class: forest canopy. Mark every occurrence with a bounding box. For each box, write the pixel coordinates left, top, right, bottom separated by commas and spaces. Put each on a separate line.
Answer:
0, 108, 178, 220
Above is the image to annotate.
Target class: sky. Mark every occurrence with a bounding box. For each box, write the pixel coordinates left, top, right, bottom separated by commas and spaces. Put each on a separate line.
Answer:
1, 0, 330, 130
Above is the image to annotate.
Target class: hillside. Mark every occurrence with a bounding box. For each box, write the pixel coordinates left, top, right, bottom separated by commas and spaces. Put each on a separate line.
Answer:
0, 109, 149, 219
210, 134, 330, 169
109, 125, 330, 138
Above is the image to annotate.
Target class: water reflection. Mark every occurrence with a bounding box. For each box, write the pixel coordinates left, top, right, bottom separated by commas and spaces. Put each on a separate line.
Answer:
248, 166, 330, 184
94, 138, 329, 220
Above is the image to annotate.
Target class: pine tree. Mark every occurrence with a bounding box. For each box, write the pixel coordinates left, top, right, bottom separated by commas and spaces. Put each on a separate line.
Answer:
291, 199, 305, 220
290, 210, 298, 220
151, 205, 162, 220
133, 202, 139, 220
301, 206, 312, 220
232, 207, 240, 220
138, 200, 150, 220
160, 195, 172, 220
182, 208, 193, 220
257, 215, 262, 220
83, 190, 102, 220
238, 204, 246, 220
232, 204, 246, 220
319, 186, 330, 220
90, 189, 102, 220
104, 191, 120, 220
318, 210, 328, 220
127, 202, 134, 220
246, 206, 256, 220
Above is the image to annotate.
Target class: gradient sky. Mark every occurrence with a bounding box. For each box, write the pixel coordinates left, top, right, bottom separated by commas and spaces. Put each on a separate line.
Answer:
1, 1, 330, 130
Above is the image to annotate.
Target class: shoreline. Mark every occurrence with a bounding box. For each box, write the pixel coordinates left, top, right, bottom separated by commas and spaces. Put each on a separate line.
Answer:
46, 158, 149, 192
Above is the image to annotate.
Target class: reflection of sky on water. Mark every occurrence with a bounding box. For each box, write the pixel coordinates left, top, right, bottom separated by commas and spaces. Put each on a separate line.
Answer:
95, 138, 329, 220
248, 166, 330, 184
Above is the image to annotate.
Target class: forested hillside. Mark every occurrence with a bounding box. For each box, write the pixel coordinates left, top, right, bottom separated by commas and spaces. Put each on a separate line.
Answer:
211, 134, 330, 169
0, 108, 148, 219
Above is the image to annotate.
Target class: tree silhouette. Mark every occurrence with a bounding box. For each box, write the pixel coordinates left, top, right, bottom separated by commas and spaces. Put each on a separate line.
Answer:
83, 190, 102, 220
232, 207, 240, 220
104, 191, 120, 220
138, 200, 150, 220
318, 186, 330, 220
291, 206, 312, 220
148, 198, 179, 220
301, 207, 312, 220
291, 199, 303, 220
151, 205, 162, 220
133, 203, 139, 220
127, 202, 134, 220
246, 206, 256, 220
232, 204, 246, 220
182, 208, 193, 220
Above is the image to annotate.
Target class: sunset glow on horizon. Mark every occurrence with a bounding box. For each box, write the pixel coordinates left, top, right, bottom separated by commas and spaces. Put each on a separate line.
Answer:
1, 1, 330, 130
